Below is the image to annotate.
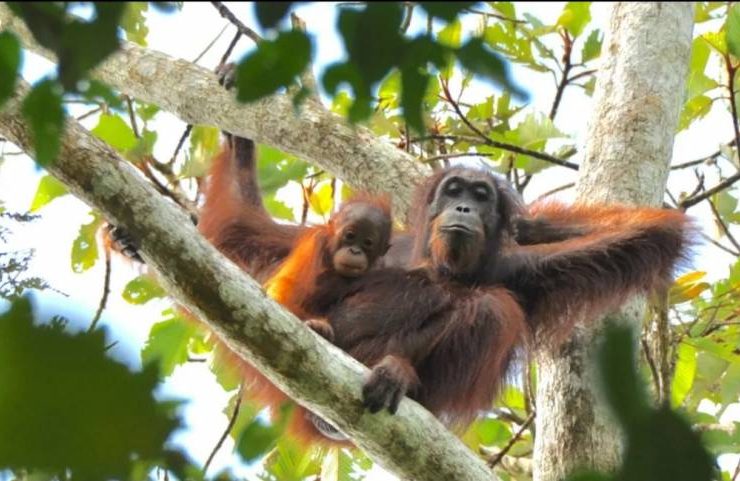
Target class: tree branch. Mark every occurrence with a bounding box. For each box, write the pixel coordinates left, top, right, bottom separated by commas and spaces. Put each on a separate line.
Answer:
0, 4, 427, 217
0, 79, 496, 481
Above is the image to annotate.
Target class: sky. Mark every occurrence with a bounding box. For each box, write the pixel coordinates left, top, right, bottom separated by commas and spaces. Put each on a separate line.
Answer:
0, 2, 738, 480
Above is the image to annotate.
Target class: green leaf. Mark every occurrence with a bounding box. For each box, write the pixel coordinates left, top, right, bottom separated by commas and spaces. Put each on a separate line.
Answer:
30, 175, 68, 212
141, 311, 198, 377
309, 182, 334, 217
438, 20, 462, 48
320, 447, 354, 481
0, 297, 179, 479
71, 211, 102, 273
264, 194, 295, 221
581, 29, 602, 62
678, 95, 713, 131
0, 31, 21, 108
257, 145, 309, 195
475, 418, 511, 446
9, 3, 125, 90
727, 3, 740, 58
91, 113, 138, 153
418, 2, 475, 22
122, 275, 166, 305
129, 129, 157, 163
400, 63, 430, 134
670, 343, 697, 408
81, 79, 123, 109
236, 416, 282, 463
720, 363, 740, 406
597, 323, 648, 427
260, 439, 322, 481
255, 2, 293, 29
21, 79, 64, 166
184, 125, 220, 178
121, 2, 149, 46
457, 38, 528, 101
557, 2, 591, 38
235, 30, 311, 102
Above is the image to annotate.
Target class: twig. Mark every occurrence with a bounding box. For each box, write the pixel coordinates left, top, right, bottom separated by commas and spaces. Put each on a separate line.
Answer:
422, 151, 492, 164
700, 232, 740, 257
219, 30, 243, 67
193, 23, 229, 64
549, 30, 573, 121
567, 69, 597, 83
680, 170, 740, 209
708, 196, 740, 252
210, 1, 263, 44
729, 453, 740, 481
535, 182, 575, 202
291, 13, 320, 102
439, 84, 579, 170
487, 412, 535, 468
88, 244, 111, 332
76, 106, 102, 122
203, 384, 244, 475
170, 124, 193, 164
672, 139, 735, 170
725, 53, 740, 159
641, 337, 662, 401
400, 3, 414, 33
125, 95, 140, 138
463, 7, 525, 24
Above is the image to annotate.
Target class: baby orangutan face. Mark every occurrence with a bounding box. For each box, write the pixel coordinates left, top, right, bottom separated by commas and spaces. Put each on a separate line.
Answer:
328, 203, 391, 278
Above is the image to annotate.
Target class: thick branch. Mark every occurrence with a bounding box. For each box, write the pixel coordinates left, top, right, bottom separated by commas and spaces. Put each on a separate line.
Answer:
0, 4, 427, 217
0, 79, 494, 481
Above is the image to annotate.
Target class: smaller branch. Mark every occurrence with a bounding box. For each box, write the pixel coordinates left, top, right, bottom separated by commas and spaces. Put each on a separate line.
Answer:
708, 197, 740, 253
641, 337, 662, 401
730, 455, 740, 481
422, 151, 492, 164
725, 55, 740, 157
463, 8, 525, 24
549, 30, 573, 121
89, 245, 112, 332
700, 232, 740, 257
535, 182, 575, 202
439, 85, 579, 170
400, 3, 414, 33
491, 408, 526, 426
567, 69, 597, 83
76, 106, 102, 122
210, 1, 262, 44
679, 170, 740, 209
125, 96, 140, 138
291, 13, 320, 102
169, 124, 193, 165
487, 412, 535, 468
672, 139, 735, 170
218, 31, 242, 67
193, 23, 229, 64
203, 384, 244, 475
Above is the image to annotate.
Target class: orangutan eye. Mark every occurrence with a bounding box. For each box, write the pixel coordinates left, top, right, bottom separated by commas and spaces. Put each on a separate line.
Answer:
446, 181, 462, 196
363, 238, 374, 249
344, 232, 356, 243
474, 187, 491, 202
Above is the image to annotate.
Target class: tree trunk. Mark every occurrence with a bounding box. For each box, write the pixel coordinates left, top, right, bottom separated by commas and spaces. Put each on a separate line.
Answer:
533, 3, 694, 481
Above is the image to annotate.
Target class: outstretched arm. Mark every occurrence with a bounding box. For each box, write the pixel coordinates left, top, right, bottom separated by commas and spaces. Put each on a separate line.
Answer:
502, 202, 697, 340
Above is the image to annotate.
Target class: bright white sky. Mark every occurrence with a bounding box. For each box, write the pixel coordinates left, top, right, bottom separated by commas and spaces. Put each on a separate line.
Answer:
0, 2, 738, 480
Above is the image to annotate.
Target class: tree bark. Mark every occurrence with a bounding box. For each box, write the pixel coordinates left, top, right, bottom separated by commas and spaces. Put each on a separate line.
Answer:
533, 3, 694, 481
0, 79, 494, 481
0, 4, 427, 217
